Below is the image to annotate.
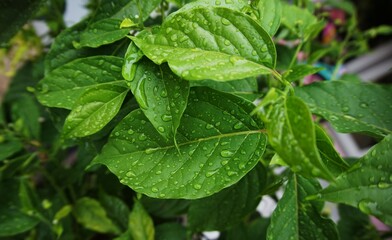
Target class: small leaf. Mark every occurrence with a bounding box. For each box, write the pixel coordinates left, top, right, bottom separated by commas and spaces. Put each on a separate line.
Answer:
37, 56, 124, 109
264, 94, 334, 180
93, 87, 267, 199
132, 6, 276, 81
188, 164, 266, 231
126, 59, 189, 141
281, 3, 318, 39
62, 83, 128, 138
284, 64, 324, 82
79, 19, 130, 48
11, 94, 41, 140
0, 179, 39, 237
0, 133, 23, 161
73, 197, 121, 234
129, 200, 155, 240
99, 192, 130, 231
253, 0, 282, 36
141, 197, 190, 219
267, 174, 339, 240
120, 18, 137, 28
315, 125, 350, 177
295, 81, 392, 137
314, 134, 392, 226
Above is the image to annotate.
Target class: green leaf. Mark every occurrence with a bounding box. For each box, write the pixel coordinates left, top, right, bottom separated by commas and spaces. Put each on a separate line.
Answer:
284, 64, 324, 82
314, 134, 392, 226
11, 94, 41, 140
0, 133, 23, 161
37, 56, 124, 109
155, 223, 187, 240
188, 164, 266, 231
0, 0, 45, 45
281, 3, 318, 39
315, 125, 350, 177
80, 18, 130, 48
295, 81, 392, 137
141, 197, 190, 219
253, 0, 282, 36
99, 192, 130, 231
179, 0, 248, 12
62, 83, 128, 138
267, 174, 338, 240
0, 179, 39, 237
94, 87, 267, 199
191, 77, 259, 101
264, 94, 334, 180
127, 59, 189, 141
337, 204, 380, 240
131, 6, 276, 81
91, 0, 161, 23
129, 200, 154, 240
224, 217, 270, 240
73, 197, 121, 234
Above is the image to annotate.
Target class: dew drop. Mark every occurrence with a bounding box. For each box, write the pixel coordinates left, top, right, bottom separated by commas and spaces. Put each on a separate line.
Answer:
127, 129, 134, 135
221, 160, 229, 166
206, 124, 214, 129
155, 170, 162, 175
221, 150, 234, 157
233, 122, 244, 130
151, 187, 159, 193
342, 106, 350, 112
138, 133, 147, 141
126, 171, 135, 177
193, 184, 202, 190
221, 18, 231, 26
261, 45, 268, 52
251, 50, 257, 56
160, 90, 168, 97
161, 114, 172, 122
114, 132, 120, 136
378, 182, 390, 189
360, 102, 369, 108
170, 34, 178, 41
224, 39, 231, 46
157, 126, 165, 133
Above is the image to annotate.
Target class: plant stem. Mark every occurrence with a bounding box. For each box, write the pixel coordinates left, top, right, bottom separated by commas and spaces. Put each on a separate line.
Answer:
288, 40, 304, 70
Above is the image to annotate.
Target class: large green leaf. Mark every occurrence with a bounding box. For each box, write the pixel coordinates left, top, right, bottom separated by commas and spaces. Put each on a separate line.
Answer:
179, 0, 248, 12
267, 174, 338, 240
62, 83, 128, 138
0, 0, 44, 45
264, 94, 334, 180
253, 0, 282, 36
128, 200, 154, 240
132, 6, 276, 81
141, 197, 190, 219
315, 125, 350, 177
295, 81, 392, 137
99, 192, 130, 232
73, 197, 121, 234
313, 134, 392, 225
37, 56, 124, 109
0, 179, 39, 237
188, 164, 266, 231
93, 87, 267, 199
80, 18, 130, 48
126, 59, 189, 141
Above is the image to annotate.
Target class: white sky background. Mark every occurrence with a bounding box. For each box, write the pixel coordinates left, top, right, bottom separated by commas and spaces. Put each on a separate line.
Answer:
64, 0, 89, 27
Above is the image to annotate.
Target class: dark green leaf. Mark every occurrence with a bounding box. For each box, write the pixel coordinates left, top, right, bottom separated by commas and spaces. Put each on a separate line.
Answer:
314, 134, 392, 226
0, 133, 23, 161
11, 94, 41, 140
129, 200, 154, 240
155, 223, 187, 240
132, 6, 276, 81
253, 0, 282, 36
188, 164, 266, 231
37, 56, 124, 109
127, 59, 189, 141
141, 197, 190, 219
295, 81, 392, 137
0, 179, 39, 237
62, 83, 128, 138
0, 0, 45, 45
264, 94, 334, 180
93, 87, 267, 199
284, 64, 324, 82
99, 192, 130, 231
315, 125, 350, 177
191, 77, 259, 101
73, 197, 121, 234
223, 217, 270, 240
337, 204, 380, 240
267, 174, 338, 240
80, 18, 130, 48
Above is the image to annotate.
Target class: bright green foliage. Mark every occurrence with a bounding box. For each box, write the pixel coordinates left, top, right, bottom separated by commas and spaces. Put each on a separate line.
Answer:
188, 164, 266, 230
94, 87, 267, 198
296, 81, 392, 137
267, 174, 339, 240
37, 56, 124, 109
314, 134, 392, 225
1, 0, 392, 239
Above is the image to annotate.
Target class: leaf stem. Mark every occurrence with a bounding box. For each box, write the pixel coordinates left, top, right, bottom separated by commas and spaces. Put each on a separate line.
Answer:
288, 40, 304, 70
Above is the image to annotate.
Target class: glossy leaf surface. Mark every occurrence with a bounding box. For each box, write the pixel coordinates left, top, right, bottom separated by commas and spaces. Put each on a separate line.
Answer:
284, 64, 324, 82
265, 95, 334, 180
253, 0, 282, 36
267, 174, 338, 240
80, 19, 130, 48
188, 164, 266, 231
295, 81, 392, 137
63, 83, 128, 138
315, 134, 392, 225
37, 56, 124, 109
94, 87, 267, 199
127, 60, 189, 141
132, 6, 276, 81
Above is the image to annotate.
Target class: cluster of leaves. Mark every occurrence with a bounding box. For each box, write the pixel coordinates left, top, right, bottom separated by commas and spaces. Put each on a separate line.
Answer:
1, 0, 391, 239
